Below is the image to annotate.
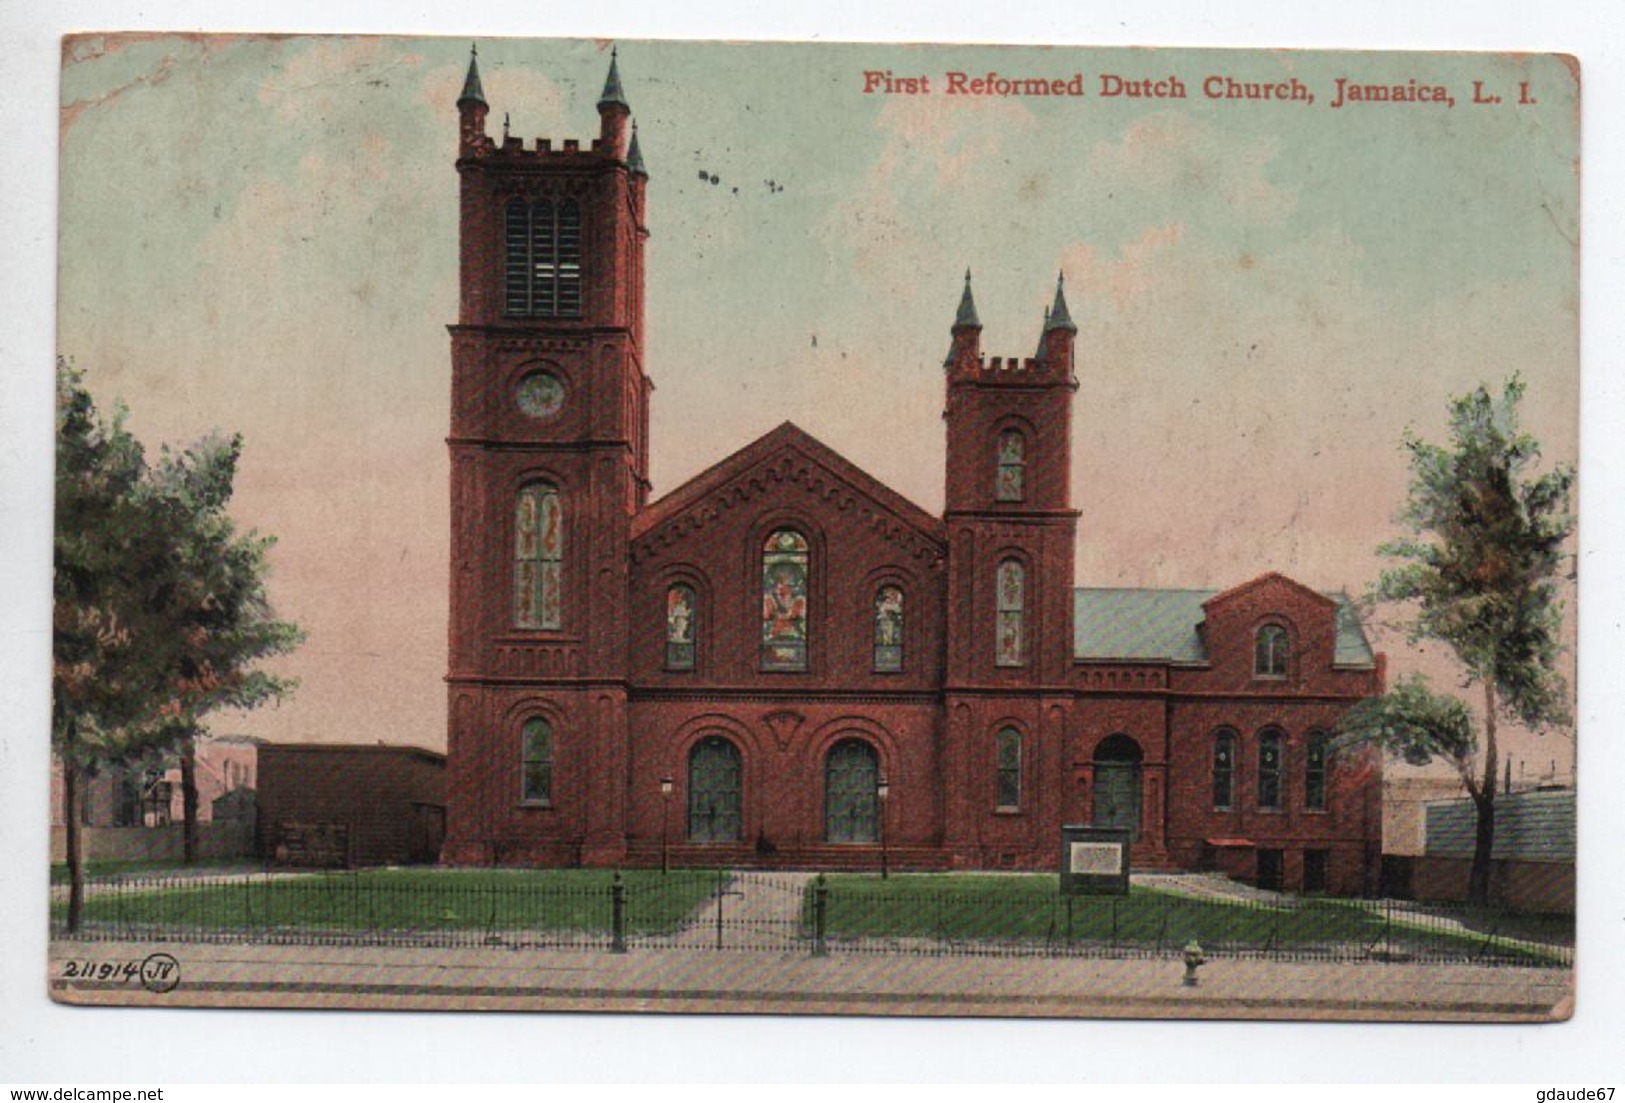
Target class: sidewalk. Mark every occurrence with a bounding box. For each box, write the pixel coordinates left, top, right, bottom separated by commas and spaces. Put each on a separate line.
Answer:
48, 937, 1570, 1021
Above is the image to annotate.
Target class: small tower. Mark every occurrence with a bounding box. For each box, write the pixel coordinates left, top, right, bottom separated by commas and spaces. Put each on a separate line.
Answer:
444, 46, 651, 869
942, 271, 1080, 686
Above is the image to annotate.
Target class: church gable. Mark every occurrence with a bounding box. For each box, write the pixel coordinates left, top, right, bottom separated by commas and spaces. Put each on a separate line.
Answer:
630, 422, 946, 567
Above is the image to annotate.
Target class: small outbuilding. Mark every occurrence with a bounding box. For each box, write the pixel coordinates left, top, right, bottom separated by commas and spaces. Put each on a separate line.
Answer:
1415, 788, 1575, 913
256, 743, 446, 868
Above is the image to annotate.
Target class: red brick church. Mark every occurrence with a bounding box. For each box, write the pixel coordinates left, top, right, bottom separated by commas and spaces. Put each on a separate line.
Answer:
440, 49, 1385, 894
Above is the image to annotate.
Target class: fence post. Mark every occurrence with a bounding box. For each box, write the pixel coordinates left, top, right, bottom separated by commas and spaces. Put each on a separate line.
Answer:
812, 873, 828, 957
714, 868, 727, 952
611, 872, 627, 954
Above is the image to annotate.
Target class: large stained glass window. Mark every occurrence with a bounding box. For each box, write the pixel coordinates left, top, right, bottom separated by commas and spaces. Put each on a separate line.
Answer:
761, 530, 809, 671
665, 584, 697, 671
521, 718, 553, 804
995, 559, 1025, 668
873, 586, 904, 672
515, 484, 563, 629
996, 430, 1025, 502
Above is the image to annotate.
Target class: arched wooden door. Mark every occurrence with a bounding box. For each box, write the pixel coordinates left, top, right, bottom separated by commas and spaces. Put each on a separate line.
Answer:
1092, 734, 1144, 840
825, 739, 879, 844
688, 736, 743, 843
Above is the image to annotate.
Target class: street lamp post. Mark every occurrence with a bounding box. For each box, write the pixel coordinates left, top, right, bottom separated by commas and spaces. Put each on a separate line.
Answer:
876, 773, 890, 880
660, 775, 674, 875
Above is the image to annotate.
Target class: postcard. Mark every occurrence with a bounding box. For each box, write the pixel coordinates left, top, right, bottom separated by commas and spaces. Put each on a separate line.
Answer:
48, 34, 1578, 1020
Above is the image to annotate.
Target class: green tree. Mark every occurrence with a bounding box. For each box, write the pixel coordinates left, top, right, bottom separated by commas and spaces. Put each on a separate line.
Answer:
1345, 377, 1573, 905
53, 359, 302, 928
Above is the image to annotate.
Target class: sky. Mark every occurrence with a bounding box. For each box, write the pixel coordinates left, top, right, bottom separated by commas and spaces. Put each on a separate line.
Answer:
53, 37, 1579, 774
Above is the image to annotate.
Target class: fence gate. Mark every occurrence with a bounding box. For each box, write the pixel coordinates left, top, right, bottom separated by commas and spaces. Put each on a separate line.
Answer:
636, 870, 812, 952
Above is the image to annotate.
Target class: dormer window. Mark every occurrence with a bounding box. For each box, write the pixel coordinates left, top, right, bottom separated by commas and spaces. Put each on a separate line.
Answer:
505, 197, 583, 317
995, 430, 1025, 502
1254, 624, 1289, 678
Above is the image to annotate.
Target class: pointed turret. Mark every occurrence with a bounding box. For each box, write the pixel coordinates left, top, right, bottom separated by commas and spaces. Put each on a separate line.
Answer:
945, 269, 983, 371
1044, 271, 1077, 333
954, 268, 981, 328
456, 44, 490, 155
627, 121, 648, 178
597, 46, 630, 111
597, 46, 632, 156
1038, 271, 1078, 378
458, 43, 487, 108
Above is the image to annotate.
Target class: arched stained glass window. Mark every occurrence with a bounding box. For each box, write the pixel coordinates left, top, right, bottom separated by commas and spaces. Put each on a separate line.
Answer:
1213, 729, 1237, 809
996, 727, 1022, 810
1255, 624, 1289, 678
761, 530, 809, 671
521, 718, 553, 804
665, 584, 697, 671
515, 484, 563, 629
1258, 728, 1284, 810
873, 586, 904, 672
996, 430, 1025, 502
1305, 731, 1329, 811
995, 559, 1025, 668
505, 198, 583, 318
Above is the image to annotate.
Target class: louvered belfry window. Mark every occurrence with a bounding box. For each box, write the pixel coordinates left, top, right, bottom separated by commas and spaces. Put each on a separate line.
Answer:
505, 197, 583, 318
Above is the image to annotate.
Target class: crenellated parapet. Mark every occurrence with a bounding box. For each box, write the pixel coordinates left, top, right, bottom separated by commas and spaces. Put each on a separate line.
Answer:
456, 44, 642, 172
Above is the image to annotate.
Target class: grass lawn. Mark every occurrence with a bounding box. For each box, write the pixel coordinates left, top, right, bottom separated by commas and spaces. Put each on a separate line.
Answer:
813, 874, 1568, 963
49, 857, 263, 884
56, 868, 724, 936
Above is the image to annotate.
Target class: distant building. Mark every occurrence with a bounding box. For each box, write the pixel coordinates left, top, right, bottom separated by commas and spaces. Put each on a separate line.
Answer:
49, 736, 260, 864
51, 736, 259, 829
257, 744, 447, 868
1415, 788, 1575, 913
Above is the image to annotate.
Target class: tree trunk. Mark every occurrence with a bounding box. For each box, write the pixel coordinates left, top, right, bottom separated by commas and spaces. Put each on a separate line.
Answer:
63, 731, 84, 934
180, 736, 199, 865
1468, 681, 1499, 906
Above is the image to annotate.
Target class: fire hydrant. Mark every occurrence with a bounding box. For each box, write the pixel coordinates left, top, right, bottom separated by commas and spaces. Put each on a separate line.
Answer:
1182, 939, 1205, 987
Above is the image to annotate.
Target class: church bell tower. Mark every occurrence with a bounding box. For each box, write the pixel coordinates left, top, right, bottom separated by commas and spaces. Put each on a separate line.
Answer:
442, 45, 650, 867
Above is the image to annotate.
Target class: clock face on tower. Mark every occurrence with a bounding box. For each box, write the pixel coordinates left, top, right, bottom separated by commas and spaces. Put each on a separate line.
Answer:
516, 372, 566, 420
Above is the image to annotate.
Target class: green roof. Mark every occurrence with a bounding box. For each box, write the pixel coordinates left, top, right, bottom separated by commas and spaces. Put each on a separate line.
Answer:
1072, 587, 1375, 667
1425, 789, 1575, 862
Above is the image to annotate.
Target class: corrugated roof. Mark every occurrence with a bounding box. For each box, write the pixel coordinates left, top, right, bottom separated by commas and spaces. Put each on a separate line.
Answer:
1072, 587, 1375, 667
1424, 789, 1575, 862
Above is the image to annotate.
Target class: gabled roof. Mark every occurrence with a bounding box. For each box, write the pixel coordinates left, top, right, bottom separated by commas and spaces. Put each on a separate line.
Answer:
1202, 570, 1336, 612
632, 421, 946, 552
1073, 586, 1375, 667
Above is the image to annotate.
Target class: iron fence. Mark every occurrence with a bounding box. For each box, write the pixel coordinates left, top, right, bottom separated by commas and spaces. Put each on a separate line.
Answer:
48, 869, 1573, 967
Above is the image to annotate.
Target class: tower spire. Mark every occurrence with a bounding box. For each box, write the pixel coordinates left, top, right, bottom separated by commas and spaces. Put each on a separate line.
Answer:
457, 43, 487, 108
954, 268, 981, 328
598, 45, 630, 111
1044, 271, 1077, 333
627, 120, 648, 177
